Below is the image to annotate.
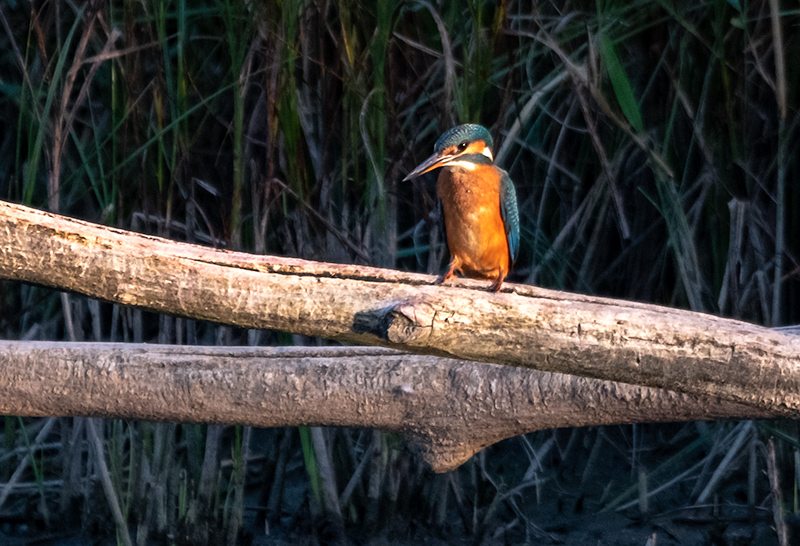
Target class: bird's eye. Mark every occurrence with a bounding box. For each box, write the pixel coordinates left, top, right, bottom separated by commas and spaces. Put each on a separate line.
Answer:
458, 140, 469, 151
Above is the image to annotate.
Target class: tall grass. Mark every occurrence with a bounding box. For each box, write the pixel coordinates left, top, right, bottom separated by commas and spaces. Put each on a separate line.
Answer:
0, 0, 799, 543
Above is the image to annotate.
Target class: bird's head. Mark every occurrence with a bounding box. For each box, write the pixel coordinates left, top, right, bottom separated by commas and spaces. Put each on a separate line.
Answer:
403, 124, 494, 181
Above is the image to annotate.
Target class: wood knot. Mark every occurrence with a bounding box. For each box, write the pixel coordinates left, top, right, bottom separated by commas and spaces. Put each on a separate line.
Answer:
351, 296, 439, 345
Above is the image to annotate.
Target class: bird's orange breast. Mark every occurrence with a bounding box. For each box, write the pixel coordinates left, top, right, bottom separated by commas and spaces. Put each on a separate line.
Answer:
437, 165, 510, 280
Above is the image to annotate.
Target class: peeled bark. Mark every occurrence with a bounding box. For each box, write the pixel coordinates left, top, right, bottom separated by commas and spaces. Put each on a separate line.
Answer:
0, 341, 783, 473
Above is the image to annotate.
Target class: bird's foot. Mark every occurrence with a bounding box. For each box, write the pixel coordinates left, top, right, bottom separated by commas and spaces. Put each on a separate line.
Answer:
489, 276, 504, 293
436, 269, 456, 286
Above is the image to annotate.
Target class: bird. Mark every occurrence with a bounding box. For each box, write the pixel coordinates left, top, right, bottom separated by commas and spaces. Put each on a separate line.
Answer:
403, 124, 520, 292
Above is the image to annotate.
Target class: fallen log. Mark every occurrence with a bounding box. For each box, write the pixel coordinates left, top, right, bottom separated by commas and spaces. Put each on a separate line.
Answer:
0, 342, 783, 472
2, 200, 799, 416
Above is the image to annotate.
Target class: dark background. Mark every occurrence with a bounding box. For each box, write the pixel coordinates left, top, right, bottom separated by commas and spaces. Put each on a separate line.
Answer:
0, 0, 798, 544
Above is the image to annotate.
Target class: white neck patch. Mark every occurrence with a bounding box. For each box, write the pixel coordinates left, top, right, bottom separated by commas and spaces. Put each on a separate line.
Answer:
482, 147, 493, 161
443, 159, 477, 171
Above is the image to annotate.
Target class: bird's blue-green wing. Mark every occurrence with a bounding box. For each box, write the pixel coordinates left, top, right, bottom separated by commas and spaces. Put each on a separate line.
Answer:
499, 170, 520, 263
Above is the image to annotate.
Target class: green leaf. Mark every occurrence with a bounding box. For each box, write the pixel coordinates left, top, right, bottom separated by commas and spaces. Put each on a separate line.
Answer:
299, 427, 322, 504
726, 0, 742, 12
600, 34, 644, 134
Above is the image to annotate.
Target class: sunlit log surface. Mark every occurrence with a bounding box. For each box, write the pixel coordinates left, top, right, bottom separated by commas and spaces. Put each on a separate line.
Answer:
0, 342, 784, 472
1, 200, 800, 420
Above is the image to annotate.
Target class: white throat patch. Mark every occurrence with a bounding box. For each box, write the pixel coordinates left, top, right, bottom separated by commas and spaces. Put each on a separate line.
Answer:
443, 160, 477, 171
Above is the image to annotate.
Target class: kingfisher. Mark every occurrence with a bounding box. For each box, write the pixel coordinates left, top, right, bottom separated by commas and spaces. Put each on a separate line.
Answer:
404, 124, 520, 292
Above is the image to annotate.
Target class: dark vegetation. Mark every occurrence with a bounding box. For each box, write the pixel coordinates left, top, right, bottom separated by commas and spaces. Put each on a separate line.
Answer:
0, 0, 799, 544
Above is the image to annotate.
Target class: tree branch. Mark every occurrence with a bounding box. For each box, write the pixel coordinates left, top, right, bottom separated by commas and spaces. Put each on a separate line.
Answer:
2, 200, 800, 415
0, 341, 782, 473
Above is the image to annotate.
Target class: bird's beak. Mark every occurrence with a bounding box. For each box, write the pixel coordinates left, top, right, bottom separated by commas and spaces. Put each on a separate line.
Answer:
402, 152, 452, 181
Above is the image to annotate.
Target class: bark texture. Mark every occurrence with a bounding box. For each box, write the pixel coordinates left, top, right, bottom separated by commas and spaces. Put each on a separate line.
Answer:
2, 200, 800, 414
0, 341, 783, 472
